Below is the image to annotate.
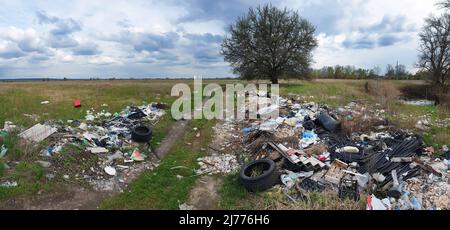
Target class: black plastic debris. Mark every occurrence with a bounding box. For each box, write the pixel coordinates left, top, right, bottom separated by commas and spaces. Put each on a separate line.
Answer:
128, 108, 147, 120
338, 178, 359, 201
303, 120, 316, 130
332, 151, 364, 164
317, 112, 340, 132
360, 137, 423, 186
297, 178, 325, 192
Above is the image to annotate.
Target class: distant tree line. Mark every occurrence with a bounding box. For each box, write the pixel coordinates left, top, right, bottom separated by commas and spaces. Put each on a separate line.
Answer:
309, 63, 423, 80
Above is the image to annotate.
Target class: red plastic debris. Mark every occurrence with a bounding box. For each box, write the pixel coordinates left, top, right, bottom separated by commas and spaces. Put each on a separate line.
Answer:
73, 99, 81, 108
318, 155, 327, 162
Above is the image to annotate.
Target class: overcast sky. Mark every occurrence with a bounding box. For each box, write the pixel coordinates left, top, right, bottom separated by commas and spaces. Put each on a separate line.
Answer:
0, 0, 442, 78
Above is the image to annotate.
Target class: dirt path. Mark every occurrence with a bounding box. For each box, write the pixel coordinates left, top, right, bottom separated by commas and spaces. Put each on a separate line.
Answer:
182, 122, 229, 210
155, 120, 188, 158
184, 176, 223, 210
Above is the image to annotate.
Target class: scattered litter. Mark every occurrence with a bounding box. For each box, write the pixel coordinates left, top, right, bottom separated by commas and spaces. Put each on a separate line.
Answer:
104, 166, 117, 176
116, 165, 130, 169
324, 160, 348, 184
242, 127, 252, 134
338, 178, 359, 201
85, 114, 95, 121
131, 149, 145, 162
281, 170, 314, 189
74, 99, 81, 108
2, 121, 17, 132
19, 123, 57, 142
415, 116, 431, 130
317, 112, 340, 132
179, 203, 195, 210
24, 114, 40, 121
336, 146, 359, 154
35, 160, 51, 168
299, 130, 319, 149
367, 194, 391, 210
88, 147, 109, 154
196, 154, 240, 175
400, 99, 435, 106
0, 145, 8, 158
259, 120, 279, 131
0, 181, 18, 188
297, 178, 325, 192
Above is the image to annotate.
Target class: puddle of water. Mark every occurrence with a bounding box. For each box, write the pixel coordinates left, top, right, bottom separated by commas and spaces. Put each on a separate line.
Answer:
400, 99, 435, 106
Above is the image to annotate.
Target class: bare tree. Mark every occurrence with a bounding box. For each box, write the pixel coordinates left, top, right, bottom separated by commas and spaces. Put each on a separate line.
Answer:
221, 4, 317, 84
418, 14, 450, 92
437, 0, 450, 9
372, 66, 381, 77
385, 64, 395, 79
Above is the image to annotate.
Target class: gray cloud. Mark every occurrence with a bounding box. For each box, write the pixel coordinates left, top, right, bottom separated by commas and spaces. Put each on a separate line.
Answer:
342, 14, 416, 50
185, 33, 223, 43
134, 51, 181, 65
0, 44, 26, 59
72, 43, 101, 56
48, 35, 78, 48
175, 0, 249, 23
342, 36, 376, 49
134, 33, 178, 52
37, 11, 81, 35
36, 11, 81, 48
360, 15, 416, 33
16, 40, 45, 53
193, 47, 222, 62
113, 31, 179, 53
36, 11, 60, 24
378, 34, 403, 47
185, 33, 223, 63
29, 54, 50, 63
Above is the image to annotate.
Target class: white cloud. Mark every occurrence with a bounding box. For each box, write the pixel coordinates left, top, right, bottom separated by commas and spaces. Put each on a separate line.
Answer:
179, 20, 226, 35
55, 50, 74, 62
88, 56, 119, 65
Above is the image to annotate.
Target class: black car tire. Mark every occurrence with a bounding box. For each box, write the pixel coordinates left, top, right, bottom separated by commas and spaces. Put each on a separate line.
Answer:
131, 126, 152, 143
240, 159, 278, 192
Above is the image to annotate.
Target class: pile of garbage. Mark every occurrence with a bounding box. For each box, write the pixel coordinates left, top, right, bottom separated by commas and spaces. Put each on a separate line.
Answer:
195, 154, 240, 175
0, 102, 166, 191
205, 94, 450, 210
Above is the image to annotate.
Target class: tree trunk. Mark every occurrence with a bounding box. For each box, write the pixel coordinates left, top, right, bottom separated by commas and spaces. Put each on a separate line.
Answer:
270, 75, 279, 84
